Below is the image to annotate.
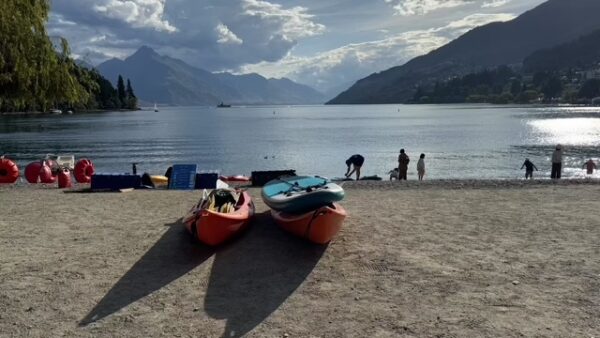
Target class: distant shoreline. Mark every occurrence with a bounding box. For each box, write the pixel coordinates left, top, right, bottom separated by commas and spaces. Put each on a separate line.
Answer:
0, 108, 140, 116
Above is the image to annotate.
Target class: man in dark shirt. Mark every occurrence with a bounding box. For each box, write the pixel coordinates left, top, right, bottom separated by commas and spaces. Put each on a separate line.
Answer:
345, 154, 364, 180
521, 158, 538, 179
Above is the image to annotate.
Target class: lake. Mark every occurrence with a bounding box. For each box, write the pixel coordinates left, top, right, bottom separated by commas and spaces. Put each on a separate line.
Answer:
1, 104, 599, 180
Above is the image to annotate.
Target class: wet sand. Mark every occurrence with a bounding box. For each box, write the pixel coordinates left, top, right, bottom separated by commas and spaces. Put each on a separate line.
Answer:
0, 181, 599, 337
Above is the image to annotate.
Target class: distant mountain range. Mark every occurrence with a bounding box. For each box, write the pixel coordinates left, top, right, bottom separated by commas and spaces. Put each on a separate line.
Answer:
329, 0, 600, 104
96, 46, 325, 106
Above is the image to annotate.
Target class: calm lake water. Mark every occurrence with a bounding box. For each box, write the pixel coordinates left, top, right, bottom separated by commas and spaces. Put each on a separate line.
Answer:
1, 104, 599, 180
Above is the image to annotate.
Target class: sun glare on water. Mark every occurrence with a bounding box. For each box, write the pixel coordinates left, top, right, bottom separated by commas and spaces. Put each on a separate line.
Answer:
528, 118, 600, 146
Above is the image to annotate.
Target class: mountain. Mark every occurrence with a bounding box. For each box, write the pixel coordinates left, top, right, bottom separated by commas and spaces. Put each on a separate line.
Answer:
96, 46, 325, 105
329, 0, 600, 104
523, 28, 600, 72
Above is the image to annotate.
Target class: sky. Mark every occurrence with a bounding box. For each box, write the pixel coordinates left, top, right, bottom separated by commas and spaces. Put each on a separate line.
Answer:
48, 0, 547, 93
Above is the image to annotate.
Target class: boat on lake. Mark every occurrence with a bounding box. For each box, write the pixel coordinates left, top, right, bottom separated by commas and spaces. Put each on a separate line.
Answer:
217, 102, 231, 108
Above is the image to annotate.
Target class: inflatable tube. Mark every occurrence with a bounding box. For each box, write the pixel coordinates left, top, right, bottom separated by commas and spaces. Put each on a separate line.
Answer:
0, 158, 19, 184
74, 159, 95, 183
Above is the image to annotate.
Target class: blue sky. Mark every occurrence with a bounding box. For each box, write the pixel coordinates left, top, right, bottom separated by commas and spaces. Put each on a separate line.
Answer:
48, 0, 546, 92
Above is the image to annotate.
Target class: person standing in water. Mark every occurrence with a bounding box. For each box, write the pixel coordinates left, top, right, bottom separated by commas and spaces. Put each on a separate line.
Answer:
398, 149, 410, 180
520, 158, 538, 179
583, 159, 597, 175
551, 144, 563, 179
345, 154, 364, 180
417, 154, 426, 181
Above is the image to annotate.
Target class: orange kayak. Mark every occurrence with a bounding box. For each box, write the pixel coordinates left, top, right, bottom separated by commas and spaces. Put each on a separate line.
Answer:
183, 189, 255, 246
271, 203, 347, 244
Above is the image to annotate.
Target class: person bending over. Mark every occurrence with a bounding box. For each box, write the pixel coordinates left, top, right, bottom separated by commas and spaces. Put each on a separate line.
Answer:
345, 154, 364, 180
521, 158, 538, 179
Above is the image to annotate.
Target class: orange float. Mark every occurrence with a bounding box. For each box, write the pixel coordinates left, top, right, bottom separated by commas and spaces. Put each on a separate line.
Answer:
271, 203, 347, 244
0, 157, 19, 184
74, 159, 95, 183
183, 189, 255, 246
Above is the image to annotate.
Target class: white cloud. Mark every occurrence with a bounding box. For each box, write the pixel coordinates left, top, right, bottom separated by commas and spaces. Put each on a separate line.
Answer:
93, 0, 176, 32
241, 0, 326, 39
240, 13, 516, 92
384, 0, 472, 16
215, 23, 243, 44
482, 0, 512, 8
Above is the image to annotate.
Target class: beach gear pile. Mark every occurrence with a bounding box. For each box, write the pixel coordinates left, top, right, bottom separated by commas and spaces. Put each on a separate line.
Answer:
261, 176, 347, 244
0, 155, 95, 188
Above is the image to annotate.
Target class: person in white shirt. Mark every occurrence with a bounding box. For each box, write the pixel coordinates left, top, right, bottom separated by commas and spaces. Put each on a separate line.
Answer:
417, 153, 426, 181
551, 144, 563, 179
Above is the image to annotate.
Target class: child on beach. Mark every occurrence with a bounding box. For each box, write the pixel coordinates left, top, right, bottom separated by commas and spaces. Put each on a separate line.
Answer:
583, 159, 597, 175
520, 158, 538, 179
417, 154, 426, 181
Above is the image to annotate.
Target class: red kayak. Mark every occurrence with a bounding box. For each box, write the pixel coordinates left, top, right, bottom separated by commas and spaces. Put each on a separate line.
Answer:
183, 189, 255, 246
271, 203, 347, 244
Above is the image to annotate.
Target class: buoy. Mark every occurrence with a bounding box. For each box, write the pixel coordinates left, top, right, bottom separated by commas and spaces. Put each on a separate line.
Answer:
57, 169, 72, 189
74, 159, 95, 183
0, 157, 19, 184
25, 162, 42, 183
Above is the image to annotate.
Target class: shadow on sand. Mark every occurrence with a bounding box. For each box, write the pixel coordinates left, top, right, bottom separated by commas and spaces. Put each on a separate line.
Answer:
204, 211, 328, 338
79, 219, 215, 325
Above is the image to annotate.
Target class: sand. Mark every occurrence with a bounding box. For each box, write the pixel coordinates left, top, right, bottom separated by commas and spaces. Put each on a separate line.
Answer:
0, 181, 599, 337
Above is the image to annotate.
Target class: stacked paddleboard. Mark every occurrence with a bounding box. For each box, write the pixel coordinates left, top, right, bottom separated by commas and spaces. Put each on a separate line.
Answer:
261, 176, 347, 244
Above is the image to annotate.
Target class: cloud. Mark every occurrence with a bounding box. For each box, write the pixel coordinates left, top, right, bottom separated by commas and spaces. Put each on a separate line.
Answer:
93, 0, 176, 32
49, 0, 326, 69
384, 0, 473, 16
240, 13, 516, 93
241, 0, 326, 40
215, 23, 243, 44
481, 0, 512, 8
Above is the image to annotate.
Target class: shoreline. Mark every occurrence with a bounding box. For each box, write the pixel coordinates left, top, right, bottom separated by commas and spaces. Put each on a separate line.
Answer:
0, 108, 140, 116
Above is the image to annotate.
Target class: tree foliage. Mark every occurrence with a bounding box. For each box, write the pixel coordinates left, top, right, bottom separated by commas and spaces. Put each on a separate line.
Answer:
0, 0, 137, 112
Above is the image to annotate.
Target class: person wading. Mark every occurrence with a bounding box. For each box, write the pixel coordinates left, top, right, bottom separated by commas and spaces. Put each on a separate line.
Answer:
551, 144, 563, 179
398, 149, 410, 180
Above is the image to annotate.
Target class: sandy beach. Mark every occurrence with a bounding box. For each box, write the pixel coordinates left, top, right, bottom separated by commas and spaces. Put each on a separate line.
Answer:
0, 181, 599, 337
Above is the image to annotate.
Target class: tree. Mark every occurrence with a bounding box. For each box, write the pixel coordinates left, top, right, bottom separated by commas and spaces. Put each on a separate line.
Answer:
125, 79, 138, 110
0, 0, 90, 112
117, 75, 126, 108
578, 79, 600, 99
541, 76, 563, 100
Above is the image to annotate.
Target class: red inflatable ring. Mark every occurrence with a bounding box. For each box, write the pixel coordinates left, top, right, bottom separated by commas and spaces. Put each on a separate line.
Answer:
74, 159, 95, 183
0, 157, 19, 184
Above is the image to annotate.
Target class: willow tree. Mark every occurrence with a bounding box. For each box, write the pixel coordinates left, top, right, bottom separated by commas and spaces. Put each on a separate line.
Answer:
0, 0, 90, 112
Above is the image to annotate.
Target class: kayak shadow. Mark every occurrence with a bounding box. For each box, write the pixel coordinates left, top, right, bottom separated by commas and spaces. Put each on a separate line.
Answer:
79, 219, 215, 325
204, 211, 327, 338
